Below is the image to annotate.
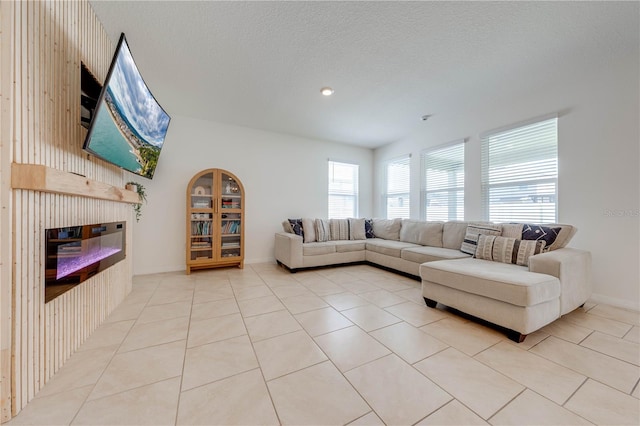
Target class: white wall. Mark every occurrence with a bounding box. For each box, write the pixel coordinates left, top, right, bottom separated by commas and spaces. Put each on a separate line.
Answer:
131, 117, 373, 275
374, 58, 640, 310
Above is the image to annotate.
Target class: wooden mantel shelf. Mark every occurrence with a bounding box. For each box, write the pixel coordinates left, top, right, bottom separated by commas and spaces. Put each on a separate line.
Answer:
11, 163, 140, 204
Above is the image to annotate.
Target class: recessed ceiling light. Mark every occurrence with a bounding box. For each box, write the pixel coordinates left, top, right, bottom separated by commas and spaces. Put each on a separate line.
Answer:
320, 87, 334, 96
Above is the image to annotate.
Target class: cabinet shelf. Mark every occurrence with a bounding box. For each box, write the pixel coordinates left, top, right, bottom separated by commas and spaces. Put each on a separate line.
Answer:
186, 168, 244, 274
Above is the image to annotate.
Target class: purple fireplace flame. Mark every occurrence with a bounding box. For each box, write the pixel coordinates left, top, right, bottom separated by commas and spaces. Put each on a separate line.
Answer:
56, 232, 123, 279
45, 221, 126, 303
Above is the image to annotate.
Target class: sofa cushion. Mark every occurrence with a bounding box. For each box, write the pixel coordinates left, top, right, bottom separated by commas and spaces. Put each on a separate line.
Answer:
372, 218, 402, 241
400, 220, 444, 247
401, 246, 471, 264
420, 258, 560, 307
349, 218, 367, 240
302, 218, 316, 243
442, 221, 469, 249
460, 223, 502, 255
366, 239, 420, 258
334, 240, 366, 253
329, 218, 350, 240
315, 219, 330, 242
475, 235, 545, 266
303, 242, 336, 256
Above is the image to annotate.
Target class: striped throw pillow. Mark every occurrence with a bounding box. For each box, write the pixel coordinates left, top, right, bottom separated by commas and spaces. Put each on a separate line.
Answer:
476, 235, 546, 266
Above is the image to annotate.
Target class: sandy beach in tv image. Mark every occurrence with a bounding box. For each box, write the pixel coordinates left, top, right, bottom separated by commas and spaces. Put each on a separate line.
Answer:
87, 38, 170, 179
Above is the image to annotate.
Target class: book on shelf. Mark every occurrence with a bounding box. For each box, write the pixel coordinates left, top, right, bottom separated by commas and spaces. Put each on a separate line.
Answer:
191, 221, 212, 236
221, 199, 240, 209
221, 220, 240, 234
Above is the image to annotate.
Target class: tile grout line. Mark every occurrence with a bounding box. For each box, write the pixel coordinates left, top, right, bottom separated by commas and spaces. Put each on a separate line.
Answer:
173, 275, 198, 426
65, 278, 160, 425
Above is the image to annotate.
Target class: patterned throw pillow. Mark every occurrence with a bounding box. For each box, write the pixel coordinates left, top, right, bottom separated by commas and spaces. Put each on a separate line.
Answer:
475, 235, 546, 266
365, 219, 375, 238
460, 224, 502, 255
287, 219, 304, 238
315, 219, 330, 242
521, 224, 562, 249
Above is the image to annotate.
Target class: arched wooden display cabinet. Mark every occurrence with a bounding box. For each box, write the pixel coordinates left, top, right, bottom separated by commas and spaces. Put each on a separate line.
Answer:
186, 169, 244, 274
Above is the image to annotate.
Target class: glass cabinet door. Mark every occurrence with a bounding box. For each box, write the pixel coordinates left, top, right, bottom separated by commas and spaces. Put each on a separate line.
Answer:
189, 172, 214, 261
219, 171, 242, 259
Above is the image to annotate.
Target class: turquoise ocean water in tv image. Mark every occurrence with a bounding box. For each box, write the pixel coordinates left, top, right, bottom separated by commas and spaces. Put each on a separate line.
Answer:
89, 103, 141, 173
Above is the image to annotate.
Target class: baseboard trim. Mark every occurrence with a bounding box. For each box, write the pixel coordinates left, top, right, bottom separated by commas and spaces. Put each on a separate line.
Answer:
589, 293, 640, 312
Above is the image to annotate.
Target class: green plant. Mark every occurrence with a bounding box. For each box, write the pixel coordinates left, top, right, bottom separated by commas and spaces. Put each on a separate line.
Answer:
126, 181, 147, 222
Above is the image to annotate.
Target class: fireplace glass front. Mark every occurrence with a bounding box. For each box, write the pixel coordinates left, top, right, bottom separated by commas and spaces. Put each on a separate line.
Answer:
45, 221, 126, 302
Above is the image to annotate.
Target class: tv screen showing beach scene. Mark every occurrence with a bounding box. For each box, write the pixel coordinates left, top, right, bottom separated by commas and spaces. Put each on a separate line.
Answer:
83, 33, 170, 179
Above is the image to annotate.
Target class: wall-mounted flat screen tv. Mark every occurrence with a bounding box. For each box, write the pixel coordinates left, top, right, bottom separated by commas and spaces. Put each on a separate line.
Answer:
83, 33, 170, 179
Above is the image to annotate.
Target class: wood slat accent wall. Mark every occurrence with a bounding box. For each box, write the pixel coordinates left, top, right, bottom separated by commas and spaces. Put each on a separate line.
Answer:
0, 1, 134, 421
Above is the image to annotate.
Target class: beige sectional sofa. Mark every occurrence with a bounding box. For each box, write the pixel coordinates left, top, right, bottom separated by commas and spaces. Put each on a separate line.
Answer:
274, 218, 592, 342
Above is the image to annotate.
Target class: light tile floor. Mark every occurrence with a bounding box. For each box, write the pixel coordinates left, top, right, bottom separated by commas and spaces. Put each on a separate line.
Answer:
7, 263, 640, 425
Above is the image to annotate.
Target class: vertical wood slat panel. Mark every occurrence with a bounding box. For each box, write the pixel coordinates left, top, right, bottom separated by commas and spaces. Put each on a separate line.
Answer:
4, 0, 133, 418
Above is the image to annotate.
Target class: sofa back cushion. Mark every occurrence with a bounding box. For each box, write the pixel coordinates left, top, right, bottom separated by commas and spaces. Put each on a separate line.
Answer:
400, 220, 443, 247
372, 218, 402, 241
442, 221, 469, 249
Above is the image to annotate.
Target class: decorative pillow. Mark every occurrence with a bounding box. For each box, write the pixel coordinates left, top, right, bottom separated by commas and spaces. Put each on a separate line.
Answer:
364, 219, 375, 238
282, 220, 293, 234
521, 224, 562, 249
287, 219, 304, 238
460, 223, 502, 255
315, 219, 330, 242
475, 234, 498, 260
475, 235, 545, 266
301, 218, 316, 243
544, 224, 577, 251
329, 218, 350, 240
371, 218, 402, 241
349, 218, 366, 240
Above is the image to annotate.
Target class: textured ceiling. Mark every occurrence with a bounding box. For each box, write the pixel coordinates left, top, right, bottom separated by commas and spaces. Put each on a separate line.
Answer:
89, 1, 638, 148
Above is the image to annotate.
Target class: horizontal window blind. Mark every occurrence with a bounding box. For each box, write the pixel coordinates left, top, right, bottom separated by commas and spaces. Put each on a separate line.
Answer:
385, 155, 410, 219
421, 141, 465, 221
328, 161, 359, 219
481, 117, 558, 223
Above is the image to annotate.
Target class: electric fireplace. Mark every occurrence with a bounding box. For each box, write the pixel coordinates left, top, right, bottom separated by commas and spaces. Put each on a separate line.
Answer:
45, 221, 126, 303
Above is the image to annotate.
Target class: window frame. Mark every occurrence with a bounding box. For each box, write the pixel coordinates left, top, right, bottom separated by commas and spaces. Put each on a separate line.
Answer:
383, 154, 411, 219
420, 140, 465, 221
480, 115, 558, 224
328, 160, 359, 219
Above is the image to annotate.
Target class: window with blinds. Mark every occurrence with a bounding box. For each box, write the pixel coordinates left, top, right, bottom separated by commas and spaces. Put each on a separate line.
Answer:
328, 161, 359, 219
481, 116, 558, 223
421, 141, 465, 221
385, 155, 411, 219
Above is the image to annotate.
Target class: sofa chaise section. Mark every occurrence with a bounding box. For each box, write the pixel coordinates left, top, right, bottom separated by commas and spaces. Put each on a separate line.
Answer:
420, 247, 592, 341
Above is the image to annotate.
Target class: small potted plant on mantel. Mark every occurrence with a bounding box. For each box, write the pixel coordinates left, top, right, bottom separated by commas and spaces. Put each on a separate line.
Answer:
125, 181, 147, 222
